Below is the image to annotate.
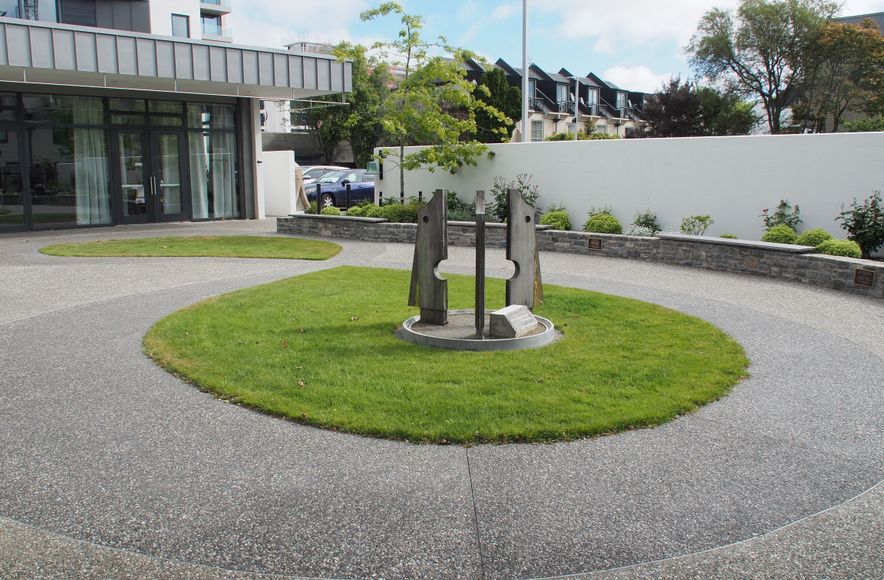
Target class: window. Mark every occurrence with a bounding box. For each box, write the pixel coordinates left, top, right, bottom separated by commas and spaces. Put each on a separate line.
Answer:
531, 120, 543, 142
171, 14, 190, 38
0, 0, 57, 22
616, 91, 627, 110
201, 14, 222, 36
528, 79, 536, 97
556, 83, 569, 105
587, 88, 599, 105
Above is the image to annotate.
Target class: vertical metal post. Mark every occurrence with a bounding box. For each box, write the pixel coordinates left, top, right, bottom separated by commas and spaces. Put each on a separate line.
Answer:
315, 184, 322, 213
574, 76, 580, 141
418, 191, 423, 204
521, 0, 529, 143
379, 191, 383, 206
346, 183, 351, 209
475, 190, 486, 338
400, 189, 405, 205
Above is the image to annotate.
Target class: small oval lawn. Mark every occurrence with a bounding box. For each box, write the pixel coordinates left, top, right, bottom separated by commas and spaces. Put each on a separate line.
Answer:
41, 235, 341, 260
145, 266, 748, 444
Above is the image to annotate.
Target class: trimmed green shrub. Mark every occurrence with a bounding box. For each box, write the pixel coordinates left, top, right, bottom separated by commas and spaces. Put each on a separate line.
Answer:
447, 191, 475, 221
680, 215, 713, 236
540, 209, 571, 230
761, 224, 797, 244
320, 206, 342, 216
626, 225, 655, 237
308, 201, 318, 214
632, 210, 661, 234
816, 239, 862, 258
584, 213, 622, 234
795, 228, 833, 247
720, 233, 738, 239
347, 203, 373, 217
363, 204, 385, 218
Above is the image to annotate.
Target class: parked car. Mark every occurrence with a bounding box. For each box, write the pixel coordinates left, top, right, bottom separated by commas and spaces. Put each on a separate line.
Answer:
306, 169, 376, 209
298, 165, 348, 187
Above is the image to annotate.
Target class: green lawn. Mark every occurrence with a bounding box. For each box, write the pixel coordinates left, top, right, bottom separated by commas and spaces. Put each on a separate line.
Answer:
145, 266, 749, 444
40, 235, 341, 260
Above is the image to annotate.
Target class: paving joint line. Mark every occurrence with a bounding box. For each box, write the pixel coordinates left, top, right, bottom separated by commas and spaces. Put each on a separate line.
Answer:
465, 447, 487, 580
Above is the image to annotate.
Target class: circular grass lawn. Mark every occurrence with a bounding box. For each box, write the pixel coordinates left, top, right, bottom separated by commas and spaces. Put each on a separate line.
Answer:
145, 266, 748, 444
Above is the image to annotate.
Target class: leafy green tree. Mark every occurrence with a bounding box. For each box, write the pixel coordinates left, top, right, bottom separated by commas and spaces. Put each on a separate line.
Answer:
474, 67, 521, 143
297, 96, 348, 164
792, 19, 884, 133
638, 77, 757, 137
361, 2, 508, 196
333, 43, 391, 167
687, 0, 837, 133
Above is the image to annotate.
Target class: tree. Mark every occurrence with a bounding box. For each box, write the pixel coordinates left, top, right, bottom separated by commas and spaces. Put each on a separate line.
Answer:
687, 0, 837, 133
474, 67, 521, 143
360, 2, 509, 196
298, 96, 348, 164
792, 19, 884, 133
637, 76, 757, 137
334, 43, 391, 167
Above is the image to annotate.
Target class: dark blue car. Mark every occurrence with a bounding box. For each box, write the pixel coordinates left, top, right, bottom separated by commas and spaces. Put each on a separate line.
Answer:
306, 169, 376, 209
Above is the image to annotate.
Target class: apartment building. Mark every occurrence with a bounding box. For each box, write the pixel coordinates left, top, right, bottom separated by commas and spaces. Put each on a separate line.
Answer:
463, 58, 645, 140
0, 0, 351, 232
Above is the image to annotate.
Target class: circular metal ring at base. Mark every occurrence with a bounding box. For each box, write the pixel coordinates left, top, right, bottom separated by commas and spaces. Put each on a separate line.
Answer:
397, 309, 559, 352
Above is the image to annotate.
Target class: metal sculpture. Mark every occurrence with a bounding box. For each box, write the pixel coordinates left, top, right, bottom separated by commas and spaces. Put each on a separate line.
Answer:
506, 188, 543, 309
408, 189, 448, 325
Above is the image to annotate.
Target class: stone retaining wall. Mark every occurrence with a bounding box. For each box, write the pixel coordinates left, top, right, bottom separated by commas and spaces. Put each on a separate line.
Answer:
277, 215, 883, 299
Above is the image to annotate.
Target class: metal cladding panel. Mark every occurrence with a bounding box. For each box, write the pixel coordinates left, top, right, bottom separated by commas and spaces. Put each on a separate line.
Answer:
257, 52, 273, 85
6, 25, 31, 67
174, 43, 192, 79
343, 61, 352, 93
29, 27, 53, 69
0, 26, 7, 64
96, 35, 118, 73
273, 53, 287, 86
135, 38, 156, 76
330, 61, 343, 92
289, 56, 302, 89
52, 29, 76, 70
242, 51, 258, 84
75, 32, 98, 72
116, 36, 137, 75
209, 46, 226, 82
303, 57, 316, 89
225, 48, 242, 83
155, 41, 174, 78
192, 44, 210, 80
316, 58, 331, 90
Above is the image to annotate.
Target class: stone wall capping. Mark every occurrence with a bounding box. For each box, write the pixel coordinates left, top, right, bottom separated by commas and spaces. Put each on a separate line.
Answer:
277, 216, 883, 299
658, 233, 816, 253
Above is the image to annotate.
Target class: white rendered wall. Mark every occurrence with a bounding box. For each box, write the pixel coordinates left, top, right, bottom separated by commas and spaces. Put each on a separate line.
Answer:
263, 151, 297, 216
149, 0, 200, 37
375, 133, 884, 240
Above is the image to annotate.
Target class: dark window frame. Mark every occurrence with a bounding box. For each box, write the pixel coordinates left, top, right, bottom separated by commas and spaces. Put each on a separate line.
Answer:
171, 13, 190, 38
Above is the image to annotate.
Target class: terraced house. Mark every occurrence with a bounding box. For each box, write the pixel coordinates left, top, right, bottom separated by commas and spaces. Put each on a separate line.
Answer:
0, 0, 350, 232
463, 58, 645, 140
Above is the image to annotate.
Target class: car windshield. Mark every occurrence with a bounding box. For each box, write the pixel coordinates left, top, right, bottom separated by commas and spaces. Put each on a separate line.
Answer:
303, 168, 326, 179
317, 171, 346, 184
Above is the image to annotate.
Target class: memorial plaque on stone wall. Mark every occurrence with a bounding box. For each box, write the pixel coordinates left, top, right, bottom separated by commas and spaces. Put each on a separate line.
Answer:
588, 238, 603, 250
854, 268, 875, 288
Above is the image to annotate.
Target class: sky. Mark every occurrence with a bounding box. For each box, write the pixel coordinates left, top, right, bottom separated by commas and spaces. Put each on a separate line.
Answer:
234, 0, 884, 93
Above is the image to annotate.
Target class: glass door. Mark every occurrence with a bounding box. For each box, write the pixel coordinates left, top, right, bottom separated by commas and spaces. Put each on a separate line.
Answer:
151, 131, 188, 222
116, 130, 149, 224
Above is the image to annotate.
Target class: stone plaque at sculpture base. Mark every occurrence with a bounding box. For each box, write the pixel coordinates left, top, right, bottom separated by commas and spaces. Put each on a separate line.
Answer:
489, 305, 541, 339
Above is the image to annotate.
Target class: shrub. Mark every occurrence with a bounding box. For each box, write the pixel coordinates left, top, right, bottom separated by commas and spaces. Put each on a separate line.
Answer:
816, 239, 862, 258
632, 210, 661, 234
680, 215, 713, 236
347, 203, 372, 217
720, 233, 738, 239
584, 213, 622, 234
760, 199, 801, 231
588, 205, 614, 217
320, 206, 342, 216
540, 209, 571, 230
626, 225, 655, 237
761, 224, 797, 244
447, 191, 476, 221
307, 201, 318, 214
836, 191, 883, 259
489, 174, 540, 222
363, 204, 385, 218
795, 228, 833, 247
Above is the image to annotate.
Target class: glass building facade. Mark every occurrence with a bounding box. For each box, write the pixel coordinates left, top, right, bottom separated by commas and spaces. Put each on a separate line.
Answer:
0, 89, 240, 232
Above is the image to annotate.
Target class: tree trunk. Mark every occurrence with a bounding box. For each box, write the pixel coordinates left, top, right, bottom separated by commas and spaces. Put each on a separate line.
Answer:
399, 143, 405, 202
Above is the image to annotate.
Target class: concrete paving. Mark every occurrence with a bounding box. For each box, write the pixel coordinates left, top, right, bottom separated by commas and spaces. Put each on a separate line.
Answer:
0, 219, 881, 578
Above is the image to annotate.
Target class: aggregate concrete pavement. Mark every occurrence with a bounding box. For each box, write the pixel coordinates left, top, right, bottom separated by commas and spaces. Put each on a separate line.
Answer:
0, 219, 881, 578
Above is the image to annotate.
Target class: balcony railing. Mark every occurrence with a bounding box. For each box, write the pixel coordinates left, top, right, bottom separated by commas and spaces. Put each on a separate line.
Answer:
200, 0, 232, 14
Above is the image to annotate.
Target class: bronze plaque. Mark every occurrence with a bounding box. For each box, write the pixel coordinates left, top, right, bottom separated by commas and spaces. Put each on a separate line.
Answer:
587, 238, 604, 250
853, 268, 875, 288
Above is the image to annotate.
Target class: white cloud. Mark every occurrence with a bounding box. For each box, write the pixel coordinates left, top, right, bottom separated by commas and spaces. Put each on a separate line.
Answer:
492, 2, 520, 20
233, 0, 370, 49
602, 65, 671, 93
538, 0, 741, 53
